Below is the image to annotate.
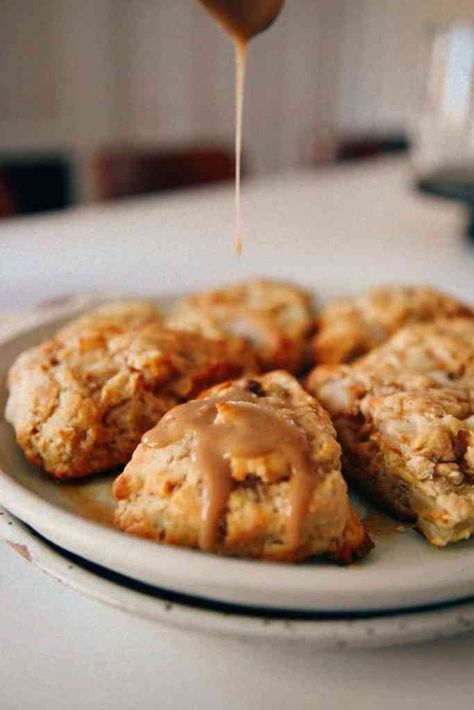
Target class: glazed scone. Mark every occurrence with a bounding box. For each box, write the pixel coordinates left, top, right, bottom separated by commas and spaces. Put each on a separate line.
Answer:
113, 371, 372, 563
313, 285, 472, 364
6, 318, 254, 479
307, 366, 474, 546
166, 279, 314, 373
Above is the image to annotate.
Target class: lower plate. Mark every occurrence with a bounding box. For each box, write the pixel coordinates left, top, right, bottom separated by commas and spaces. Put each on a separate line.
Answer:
2, 507, 474, 649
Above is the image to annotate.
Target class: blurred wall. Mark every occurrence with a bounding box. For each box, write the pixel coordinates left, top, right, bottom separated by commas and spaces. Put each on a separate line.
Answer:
0, 0, 119, 201
0, 0, 471, 202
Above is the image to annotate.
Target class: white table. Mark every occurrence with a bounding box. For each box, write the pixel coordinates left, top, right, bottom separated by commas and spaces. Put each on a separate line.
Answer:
1, 158, 473, 309
1, 159, 473, 710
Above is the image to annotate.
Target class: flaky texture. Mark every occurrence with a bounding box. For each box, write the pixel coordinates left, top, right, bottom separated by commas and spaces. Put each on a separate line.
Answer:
114, 371, 372, 563
166, 279, 314, 373
313, 285, 472, 364
6, 310, 254, 479
307, 365, 474, 547
355, 318, 474, 386
58, 299, 162, 338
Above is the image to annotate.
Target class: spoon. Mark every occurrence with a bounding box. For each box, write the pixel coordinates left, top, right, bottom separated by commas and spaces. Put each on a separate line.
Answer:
199, 0, 285, 42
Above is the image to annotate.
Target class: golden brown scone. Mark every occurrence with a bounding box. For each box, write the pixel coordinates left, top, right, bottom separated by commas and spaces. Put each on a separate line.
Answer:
165, 279, 314, 373
309, 369, 474, 546
307, 319, 474, 547
113, 371, 372, 563
313, 285, 472, 364
6, 315, 255, 479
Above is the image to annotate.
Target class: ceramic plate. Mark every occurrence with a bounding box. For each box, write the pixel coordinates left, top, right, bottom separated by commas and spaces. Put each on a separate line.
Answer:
2, 507, 474, 649
1, 306, 474, 613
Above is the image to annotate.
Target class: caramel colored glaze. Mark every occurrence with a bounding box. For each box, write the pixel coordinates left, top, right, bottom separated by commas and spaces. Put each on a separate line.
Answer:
363, 511, 406, 540
142, 387, 318, 552
60, 485, 115, 527
199, 0, 285, 42
199, 0, 285, 255
234, 39, 246, 255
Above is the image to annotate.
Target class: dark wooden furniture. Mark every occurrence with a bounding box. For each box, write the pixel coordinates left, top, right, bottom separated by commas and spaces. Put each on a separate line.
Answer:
313, 134, 409, 166
94, 145, 235, 201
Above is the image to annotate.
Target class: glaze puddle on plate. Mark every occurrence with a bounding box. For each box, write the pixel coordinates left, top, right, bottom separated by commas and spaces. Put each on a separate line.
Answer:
362, 510, 409, 542
57, 476, 115, 528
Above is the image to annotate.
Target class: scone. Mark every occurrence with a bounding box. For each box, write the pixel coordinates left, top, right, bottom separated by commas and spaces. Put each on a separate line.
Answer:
313, 285, 472, 364
308, 368, 474, 546
165, 279, 314, 373
113, 371, 372, 562
307, 319, 474, 545
6, 313, 255, 479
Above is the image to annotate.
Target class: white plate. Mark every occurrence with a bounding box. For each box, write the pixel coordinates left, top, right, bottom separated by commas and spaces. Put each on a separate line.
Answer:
1, 307, 474, 613
2, 507, 474, 649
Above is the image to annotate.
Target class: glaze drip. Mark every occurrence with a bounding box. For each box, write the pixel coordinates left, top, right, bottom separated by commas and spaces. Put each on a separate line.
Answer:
143, 386, 317, 551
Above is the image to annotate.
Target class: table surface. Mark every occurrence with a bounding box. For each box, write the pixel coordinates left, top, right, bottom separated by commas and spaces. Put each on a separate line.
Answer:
1, 158, 474, 709
1, 158, 473, 309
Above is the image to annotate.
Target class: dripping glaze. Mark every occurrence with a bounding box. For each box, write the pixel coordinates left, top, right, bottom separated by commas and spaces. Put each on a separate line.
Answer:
142, 385, 318, 552
199, 0, 286, 254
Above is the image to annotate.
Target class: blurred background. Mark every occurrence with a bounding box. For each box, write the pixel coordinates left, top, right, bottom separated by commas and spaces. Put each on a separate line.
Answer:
0, 0, 472, 216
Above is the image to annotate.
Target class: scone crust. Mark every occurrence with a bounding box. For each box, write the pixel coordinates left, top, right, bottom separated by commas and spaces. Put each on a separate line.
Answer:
58, 299, 162, 338
166, 279, 314, 373
114, 371, 372, 562
356, 318, 474, 386
6, 313, 253, 479
313, 286, 472, 364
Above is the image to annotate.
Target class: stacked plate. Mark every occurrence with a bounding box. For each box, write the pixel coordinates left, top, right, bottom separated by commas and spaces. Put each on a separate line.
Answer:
1, 308, 474, 649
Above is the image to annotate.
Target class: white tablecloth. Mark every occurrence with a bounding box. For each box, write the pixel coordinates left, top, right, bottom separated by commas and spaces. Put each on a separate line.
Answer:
1, 159, 473, 709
